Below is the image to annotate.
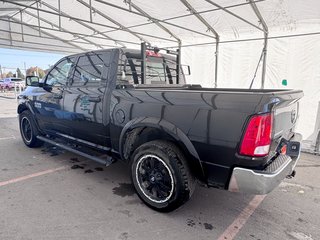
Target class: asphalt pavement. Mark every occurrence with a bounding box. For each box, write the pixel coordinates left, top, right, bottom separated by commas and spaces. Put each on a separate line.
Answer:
0, 98, 319, 240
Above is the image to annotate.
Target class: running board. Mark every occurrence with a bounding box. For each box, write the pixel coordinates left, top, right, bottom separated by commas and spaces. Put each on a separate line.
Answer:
37, 135, 114, 166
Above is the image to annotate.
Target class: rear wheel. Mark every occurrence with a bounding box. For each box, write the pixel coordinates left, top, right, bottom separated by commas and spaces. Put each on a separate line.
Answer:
131, 140, 195, 212
19, 111, 43, 148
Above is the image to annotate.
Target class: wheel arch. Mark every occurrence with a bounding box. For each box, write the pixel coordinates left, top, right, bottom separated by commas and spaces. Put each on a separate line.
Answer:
17, 102, 43, 135
17, 103, 28, 114
119, 117, 205, 182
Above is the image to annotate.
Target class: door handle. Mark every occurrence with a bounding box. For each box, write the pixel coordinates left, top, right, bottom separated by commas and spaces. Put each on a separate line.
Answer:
88, 96, 101, 103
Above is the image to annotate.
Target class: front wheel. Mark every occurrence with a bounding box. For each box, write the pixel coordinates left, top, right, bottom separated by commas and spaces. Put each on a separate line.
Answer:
19, 111, 43, 148
131, 140, 195, 212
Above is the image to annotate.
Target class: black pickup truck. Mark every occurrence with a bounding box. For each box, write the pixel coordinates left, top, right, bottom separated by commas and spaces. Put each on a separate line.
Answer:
18, 46, 303, 212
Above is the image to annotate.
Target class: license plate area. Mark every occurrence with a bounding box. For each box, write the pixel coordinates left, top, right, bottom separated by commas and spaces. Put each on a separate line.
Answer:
277, 138, 301, 158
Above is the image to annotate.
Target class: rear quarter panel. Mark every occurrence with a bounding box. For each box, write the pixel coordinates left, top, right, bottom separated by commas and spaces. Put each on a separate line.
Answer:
110, 89, 268, 187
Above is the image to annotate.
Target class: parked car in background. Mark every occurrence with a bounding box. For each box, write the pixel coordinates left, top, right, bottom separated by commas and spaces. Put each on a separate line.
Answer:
0, 78, 25, 91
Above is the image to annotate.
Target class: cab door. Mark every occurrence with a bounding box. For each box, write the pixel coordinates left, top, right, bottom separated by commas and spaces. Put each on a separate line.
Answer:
34, 56, 76, 134
62, 51, 112, 147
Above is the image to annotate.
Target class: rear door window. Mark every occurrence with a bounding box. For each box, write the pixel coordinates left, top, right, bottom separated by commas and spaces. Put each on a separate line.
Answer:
71, 53, 108, 87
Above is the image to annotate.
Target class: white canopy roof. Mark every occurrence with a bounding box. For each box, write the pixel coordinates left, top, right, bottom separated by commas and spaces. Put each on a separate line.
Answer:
0, 0, 319, 53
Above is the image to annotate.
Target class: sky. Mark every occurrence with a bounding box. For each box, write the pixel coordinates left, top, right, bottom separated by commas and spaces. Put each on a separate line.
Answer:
0, 48, 65, 74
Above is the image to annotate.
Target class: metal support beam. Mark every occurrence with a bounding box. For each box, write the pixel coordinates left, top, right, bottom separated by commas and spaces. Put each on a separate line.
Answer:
180, 0, 219, 87
141, 42, 146, 84
0, 28, 116, 48
36, 1, 41, 36
95, 0, 214, 39
0, 36, 80, 51
89, 0, 93, 22
204, 0, 266, 33
0, 18, 140, 46
0, 43, 79, 55
75, 0, 150, 44
9, 17, 88, 51
260, 34, 268, 89
39, 1, 126, 48
19, 11, 24, 41
215, 39, 219, 88
128, 1, 181, 44
24, 10, 104, 49
176, 43, 182, 84
7, 16, 12, 45
0, 8, 21, 11
9, 0, 40, 19
58, 0, 61, 29
180, 0, 218, 38
2, 0, 176, 44
249, 0, 268, 89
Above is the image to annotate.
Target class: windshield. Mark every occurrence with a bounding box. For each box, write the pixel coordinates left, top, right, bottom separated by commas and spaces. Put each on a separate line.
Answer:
117, 52, 185, 85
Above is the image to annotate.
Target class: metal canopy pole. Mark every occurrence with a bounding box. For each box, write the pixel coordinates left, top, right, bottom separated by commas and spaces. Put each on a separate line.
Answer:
177, 42, 181, 84
39, 1, 126, 48
24, 10, 104, 49
214, 39, 219, 88
89, 0, 93, 22
76, 0, 150, 45
0, 43, 79, 55
9, 0, 40, 19
95, 0, 215, 39
0, 35, 80, 51
7, 16, 12, 46
128, 2, 181, 43
141, 42, 146, 84
19, 11, 24, 41
36, 1, 41, 36
0, 18, 140, 46
204, 0, 266, 33
2, 0, 177, 44
58, 0, 61, 30
180, 0, 220, 87
9, 17, 88, 51
0, 28, 107, 47
249, 0, 268, 89
0, 28, 116, 49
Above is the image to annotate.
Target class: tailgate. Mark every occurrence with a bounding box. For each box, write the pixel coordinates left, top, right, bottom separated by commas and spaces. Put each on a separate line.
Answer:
271, 90, 303, 143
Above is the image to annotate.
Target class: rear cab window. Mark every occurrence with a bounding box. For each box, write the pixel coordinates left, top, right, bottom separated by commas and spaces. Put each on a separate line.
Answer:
117, 51, 186, 86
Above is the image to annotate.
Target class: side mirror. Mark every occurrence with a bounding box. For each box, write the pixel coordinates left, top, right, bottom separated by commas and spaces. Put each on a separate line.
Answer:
26, 76, 40, 87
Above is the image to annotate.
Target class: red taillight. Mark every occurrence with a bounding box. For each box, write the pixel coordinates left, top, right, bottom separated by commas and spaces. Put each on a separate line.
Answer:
239, 113, 273, 157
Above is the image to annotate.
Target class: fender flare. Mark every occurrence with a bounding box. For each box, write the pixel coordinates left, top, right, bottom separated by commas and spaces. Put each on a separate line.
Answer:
17, 101, 35, 115
119, 117, 205, 180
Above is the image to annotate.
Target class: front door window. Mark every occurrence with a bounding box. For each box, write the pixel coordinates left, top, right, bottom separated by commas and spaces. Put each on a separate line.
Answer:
46, 58, 75, 87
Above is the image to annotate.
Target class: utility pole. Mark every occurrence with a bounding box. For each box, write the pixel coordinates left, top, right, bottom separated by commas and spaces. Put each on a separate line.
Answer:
0, 64, 2, 78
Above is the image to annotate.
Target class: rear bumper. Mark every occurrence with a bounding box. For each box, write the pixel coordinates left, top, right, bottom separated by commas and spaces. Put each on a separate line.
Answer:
228, 134, 302, 195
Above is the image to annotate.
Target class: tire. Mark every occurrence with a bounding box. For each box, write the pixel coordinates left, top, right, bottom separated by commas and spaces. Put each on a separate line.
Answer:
19, 110, 43, 148
131, 140, 195, 212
